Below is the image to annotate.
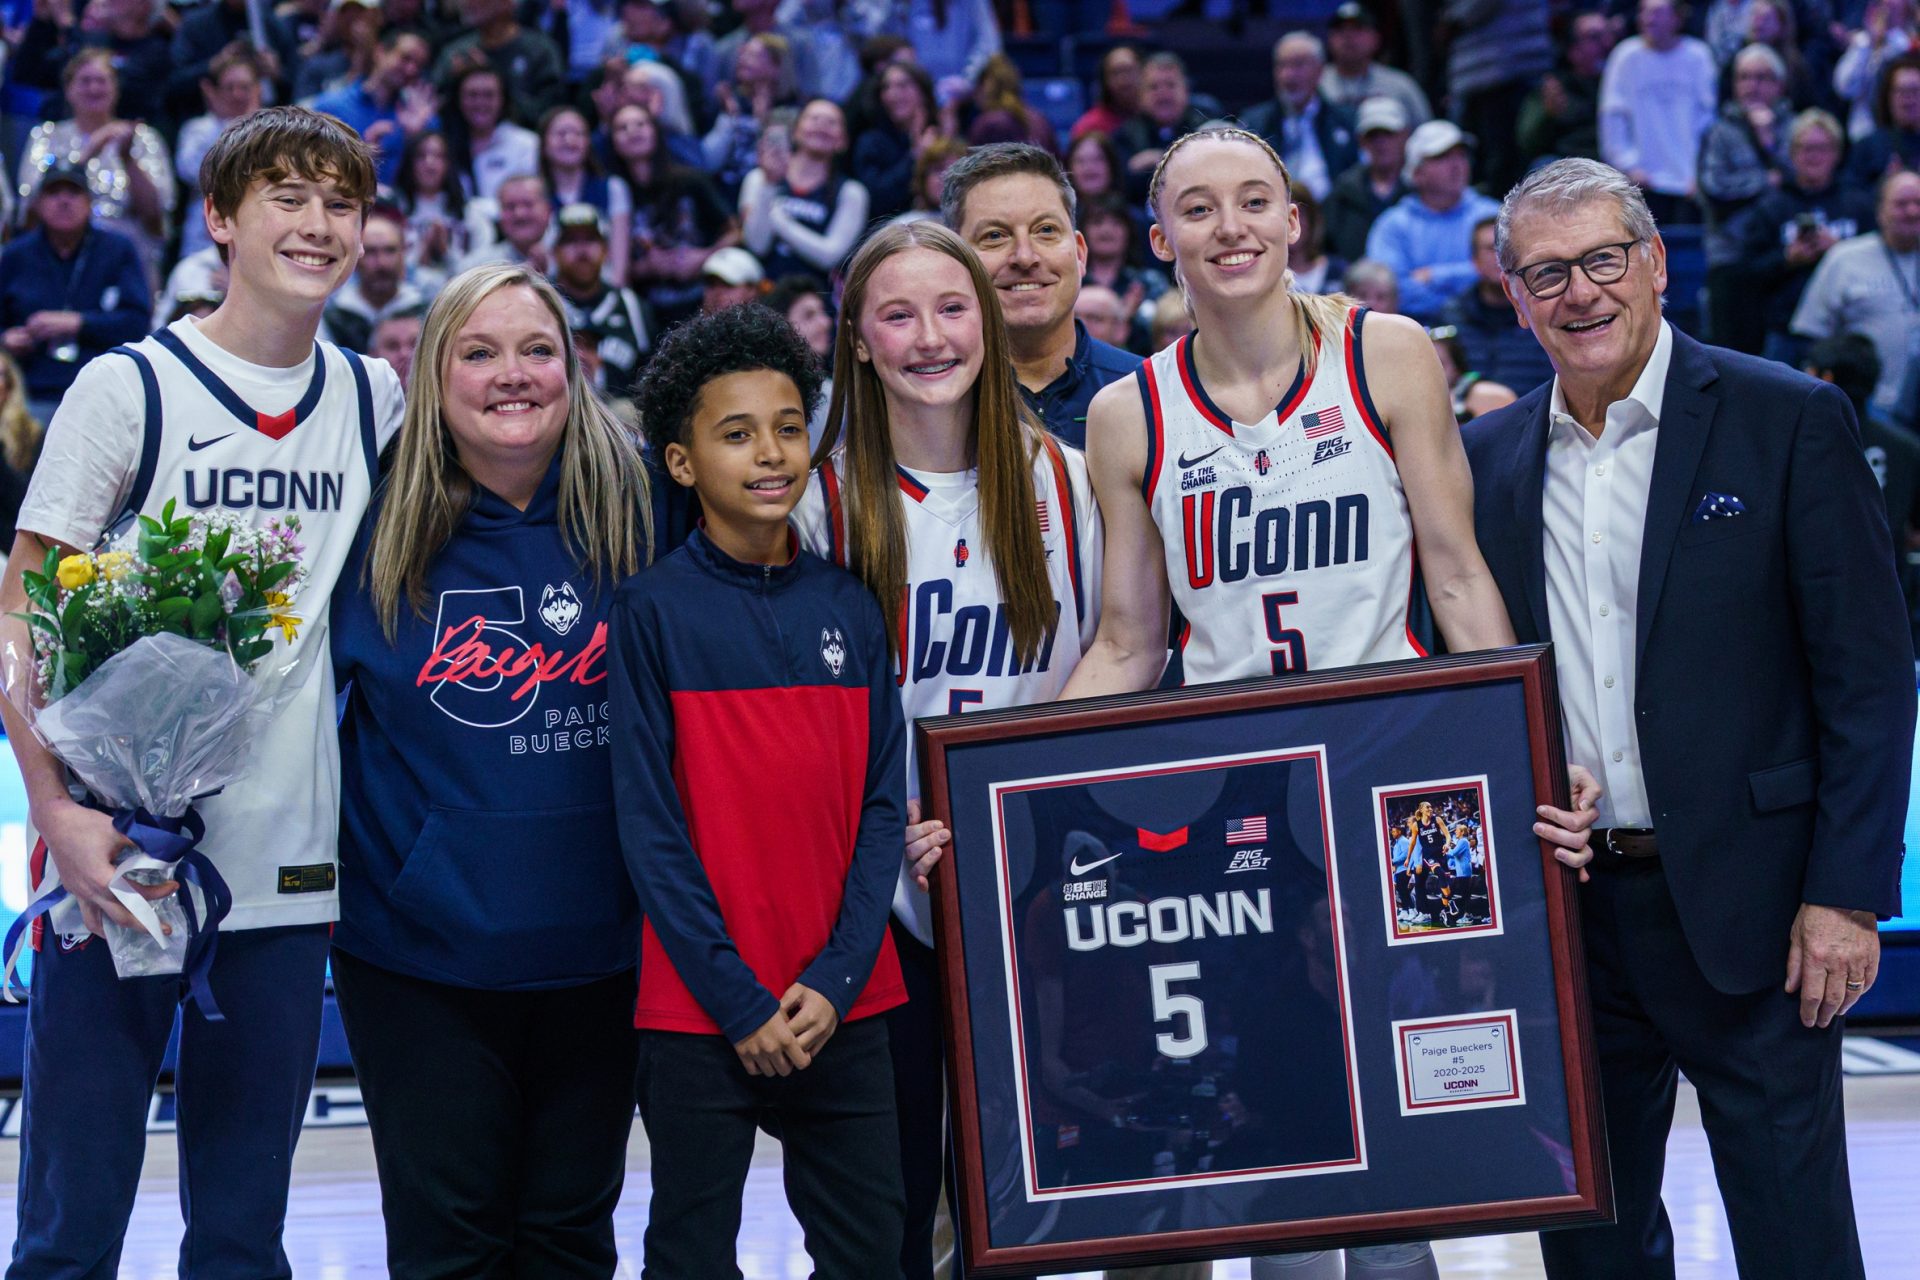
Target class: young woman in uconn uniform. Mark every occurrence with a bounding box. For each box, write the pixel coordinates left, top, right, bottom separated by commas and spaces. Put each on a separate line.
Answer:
790, 220, 1101, 1280
1060, 127, 1598, 1280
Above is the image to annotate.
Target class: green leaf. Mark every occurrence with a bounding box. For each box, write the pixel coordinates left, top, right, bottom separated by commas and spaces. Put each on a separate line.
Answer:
189, 592, 224, 638
39, 547, 57, 579
216, 554, 246, 571
59, 586, 92, 635
204, 527, 230, 563
256, 561, 295, 591
153, 596, 193, 620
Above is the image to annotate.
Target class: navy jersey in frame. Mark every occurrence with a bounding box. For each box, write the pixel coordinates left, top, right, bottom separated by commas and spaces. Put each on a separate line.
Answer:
990, 748, 1365, 1200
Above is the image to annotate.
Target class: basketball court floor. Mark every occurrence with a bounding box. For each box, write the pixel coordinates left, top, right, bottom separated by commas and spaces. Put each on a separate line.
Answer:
0, 1055, 1913, 1278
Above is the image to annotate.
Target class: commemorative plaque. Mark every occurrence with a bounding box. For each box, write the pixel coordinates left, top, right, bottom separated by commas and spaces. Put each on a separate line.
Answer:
917, 646, 1610, 1275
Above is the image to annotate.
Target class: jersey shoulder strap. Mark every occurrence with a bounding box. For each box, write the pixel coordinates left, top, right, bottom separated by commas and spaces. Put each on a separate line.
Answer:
334, 345, 381, 486
106, 344, 161, 531
816, 456, 849, 568
1134, 358, 1167, 503
1039, 433, 1086, 625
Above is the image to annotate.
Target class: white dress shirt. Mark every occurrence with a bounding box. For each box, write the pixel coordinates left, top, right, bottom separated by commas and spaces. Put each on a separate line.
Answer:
1542, 320, 1675, 828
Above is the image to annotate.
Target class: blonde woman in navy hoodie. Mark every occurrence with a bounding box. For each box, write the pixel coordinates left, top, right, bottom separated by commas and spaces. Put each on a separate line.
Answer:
329, 262, 654, 1279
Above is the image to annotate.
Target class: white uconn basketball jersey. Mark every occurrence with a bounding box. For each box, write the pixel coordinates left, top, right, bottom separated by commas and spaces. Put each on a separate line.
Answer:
793, 436, 1102, 943
1141, 308, 1423, 685
81, 320, 390, 928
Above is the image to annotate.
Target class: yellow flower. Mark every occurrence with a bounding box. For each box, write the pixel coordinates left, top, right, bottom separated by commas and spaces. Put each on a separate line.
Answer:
56, 555, 95, 589
269, 611, 302, 642
265, 591, 291, 609
95, 551, 134, 582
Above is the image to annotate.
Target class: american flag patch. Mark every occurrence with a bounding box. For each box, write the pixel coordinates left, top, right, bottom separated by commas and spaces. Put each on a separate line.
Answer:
1036, 499, 1051, 532
1226, 816, 1268, 845
1302, 407, 1345, 438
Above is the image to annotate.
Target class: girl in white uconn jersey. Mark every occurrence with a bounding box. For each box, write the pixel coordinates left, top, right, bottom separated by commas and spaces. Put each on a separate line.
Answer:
790, 220, 1100, 1280
1060, 129, 1597, 1280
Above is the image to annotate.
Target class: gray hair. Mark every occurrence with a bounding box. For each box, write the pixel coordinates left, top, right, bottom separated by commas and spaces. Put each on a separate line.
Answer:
1495, 158, 1658, 272
1275, 31, 1326, 63
1732, 42, 1788, 82
940, 142, 1077, 232
1788, 107, 1844, 149
1341, 258, 1398, 293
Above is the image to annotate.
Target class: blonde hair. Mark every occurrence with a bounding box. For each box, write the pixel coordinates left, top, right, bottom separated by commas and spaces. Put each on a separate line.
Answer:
815, 222, 1055, 665
366, 263, 652, 638
0, 351, 42, 473
1146, 126, 1356, 380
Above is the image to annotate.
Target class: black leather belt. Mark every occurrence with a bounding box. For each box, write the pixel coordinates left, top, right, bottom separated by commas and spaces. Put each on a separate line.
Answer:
1592, 827, 1659, 860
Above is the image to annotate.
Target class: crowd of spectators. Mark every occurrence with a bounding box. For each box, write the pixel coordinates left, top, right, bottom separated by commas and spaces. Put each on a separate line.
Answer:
3, 0, 1919, 544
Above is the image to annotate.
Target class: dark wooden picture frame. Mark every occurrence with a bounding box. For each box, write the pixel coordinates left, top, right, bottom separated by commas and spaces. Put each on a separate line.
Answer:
916, 646, 1610, 1276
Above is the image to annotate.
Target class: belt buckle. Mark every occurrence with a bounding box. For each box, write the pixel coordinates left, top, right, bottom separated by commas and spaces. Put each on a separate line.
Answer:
1603, 828, 1652, 858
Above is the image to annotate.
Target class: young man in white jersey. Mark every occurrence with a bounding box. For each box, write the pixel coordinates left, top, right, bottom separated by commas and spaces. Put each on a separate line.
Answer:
1060, 127, 1597, 1280
0, 107, 404, 1278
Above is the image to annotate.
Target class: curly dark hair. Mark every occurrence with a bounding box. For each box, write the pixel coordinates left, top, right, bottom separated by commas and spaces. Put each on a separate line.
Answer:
634, 304, 825, 454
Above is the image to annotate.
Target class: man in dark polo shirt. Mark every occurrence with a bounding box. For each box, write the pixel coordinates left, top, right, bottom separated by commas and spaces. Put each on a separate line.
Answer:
941, 143, 1141, 449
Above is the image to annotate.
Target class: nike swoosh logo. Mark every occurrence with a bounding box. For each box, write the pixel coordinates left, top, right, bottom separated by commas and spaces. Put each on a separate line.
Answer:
1177, 446, 1224, 468
187, 433, 234, 451
1068, 852, 1123, 876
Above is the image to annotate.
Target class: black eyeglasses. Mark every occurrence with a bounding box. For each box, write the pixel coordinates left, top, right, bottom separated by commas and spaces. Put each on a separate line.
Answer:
1508, 240, 1643, 299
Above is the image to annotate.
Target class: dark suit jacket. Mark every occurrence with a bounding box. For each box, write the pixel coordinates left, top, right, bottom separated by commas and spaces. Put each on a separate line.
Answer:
1237, 94, 1360, 189
1462, 329, 1913, 994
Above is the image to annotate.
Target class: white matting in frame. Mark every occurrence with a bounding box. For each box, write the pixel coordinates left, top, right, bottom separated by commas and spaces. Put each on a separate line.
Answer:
1370, 774, 1504, 948
1390, 1009, 1526, 1116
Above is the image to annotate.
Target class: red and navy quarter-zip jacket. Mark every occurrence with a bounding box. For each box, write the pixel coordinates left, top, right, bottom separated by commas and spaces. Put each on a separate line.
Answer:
608, 528, 908, 1042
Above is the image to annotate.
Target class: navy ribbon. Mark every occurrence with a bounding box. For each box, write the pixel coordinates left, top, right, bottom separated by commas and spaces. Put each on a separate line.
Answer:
0, 805, 233, 1021
110, 806, 233, 1022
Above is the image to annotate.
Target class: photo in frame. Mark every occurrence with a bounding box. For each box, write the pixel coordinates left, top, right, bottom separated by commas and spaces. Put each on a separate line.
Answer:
916, 647, 1610, 1276
1372, 775, 1503, 945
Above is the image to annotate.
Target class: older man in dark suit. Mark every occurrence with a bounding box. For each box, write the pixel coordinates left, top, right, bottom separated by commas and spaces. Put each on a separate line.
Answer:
1461, 158, 1913, 1280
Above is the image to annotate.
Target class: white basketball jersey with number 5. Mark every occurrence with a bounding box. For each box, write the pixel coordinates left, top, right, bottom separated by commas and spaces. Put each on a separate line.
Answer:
1140, 308, 1424, 685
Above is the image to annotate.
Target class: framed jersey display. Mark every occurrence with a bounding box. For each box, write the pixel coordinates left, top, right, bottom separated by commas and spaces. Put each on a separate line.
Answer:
916, 646, 1610, 1275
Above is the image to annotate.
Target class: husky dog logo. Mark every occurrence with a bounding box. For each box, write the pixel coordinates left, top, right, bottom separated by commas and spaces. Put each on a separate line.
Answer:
820, 627, 847, 678
538, 582, 583, 636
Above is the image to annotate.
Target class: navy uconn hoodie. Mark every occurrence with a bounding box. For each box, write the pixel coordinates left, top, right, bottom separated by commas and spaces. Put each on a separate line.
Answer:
332, 453, 638, 989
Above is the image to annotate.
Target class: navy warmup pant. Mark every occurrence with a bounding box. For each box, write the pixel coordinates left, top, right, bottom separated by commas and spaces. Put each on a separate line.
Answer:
8, 922, 330, 1280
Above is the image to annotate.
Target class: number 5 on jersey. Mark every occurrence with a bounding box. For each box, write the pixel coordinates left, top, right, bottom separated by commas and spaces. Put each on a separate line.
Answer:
1263, 591, 1309, 675
1150, 961, 1208, 1059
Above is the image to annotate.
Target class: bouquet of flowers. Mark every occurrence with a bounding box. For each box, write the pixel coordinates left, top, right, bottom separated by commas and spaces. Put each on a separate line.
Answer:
1, 499, 314, 1015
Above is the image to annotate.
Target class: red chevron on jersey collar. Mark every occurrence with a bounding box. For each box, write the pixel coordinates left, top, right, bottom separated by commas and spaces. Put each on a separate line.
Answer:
153, 327, 327, 441
1174, 332, 1310, 437
1136, 826, 1189, 852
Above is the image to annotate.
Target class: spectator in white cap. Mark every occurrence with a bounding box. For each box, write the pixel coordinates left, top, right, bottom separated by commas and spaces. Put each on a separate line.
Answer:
1320, 2, 1432, 127
700, 246, 765, 312
1325, 96, 1413, 262
1363, 119, 1500, 321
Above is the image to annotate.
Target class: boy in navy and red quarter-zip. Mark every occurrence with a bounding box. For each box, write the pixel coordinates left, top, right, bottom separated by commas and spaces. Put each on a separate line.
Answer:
610, 305, 907, 1278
